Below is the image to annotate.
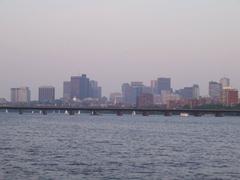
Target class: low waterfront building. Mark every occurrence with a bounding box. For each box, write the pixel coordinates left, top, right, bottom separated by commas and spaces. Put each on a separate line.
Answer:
0, 98, 8, 104
109, 93, 123, 105
175, 84, 200, 100
137, 93, 154, 108
222, 87, 239, 106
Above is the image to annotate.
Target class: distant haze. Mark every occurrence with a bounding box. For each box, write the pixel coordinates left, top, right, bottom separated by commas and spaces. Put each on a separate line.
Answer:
0, 0, 240, 100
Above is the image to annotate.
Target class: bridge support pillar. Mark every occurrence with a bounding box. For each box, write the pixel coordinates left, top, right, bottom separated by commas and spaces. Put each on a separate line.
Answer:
42, 110, 47, 115
91, 110, 98, 116
142, 112, 149, 116
18, 109, 23, 115
194, 112, 203, 117
164, 112, 172, 116
215, 112, 224, 117
117, 111, 123, 116
68, 110, 75, 116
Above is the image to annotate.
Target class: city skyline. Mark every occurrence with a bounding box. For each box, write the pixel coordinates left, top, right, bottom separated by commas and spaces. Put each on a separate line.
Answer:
1, 1, 240, 99
3, 75, 236, 101
5, 75, 239, 109
2, 75, 238, 101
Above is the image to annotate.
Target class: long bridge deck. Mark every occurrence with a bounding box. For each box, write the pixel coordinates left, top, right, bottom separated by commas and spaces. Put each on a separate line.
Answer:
1, 106, 240, 117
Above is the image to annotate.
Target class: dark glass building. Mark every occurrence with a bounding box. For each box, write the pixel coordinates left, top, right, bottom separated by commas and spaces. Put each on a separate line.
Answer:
89, 80, 102, 99
79, 74, 90, 100
63, 81, 71, 100
38, 86, 55, 103
157, 78, 171, 94
70, 74, 100, 100
70, 76, 81, 99
122, 82, 145, 106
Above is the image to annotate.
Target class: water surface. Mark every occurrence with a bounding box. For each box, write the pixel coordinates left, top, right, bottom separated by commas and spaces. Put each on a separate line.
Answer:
0, 113, 240, 179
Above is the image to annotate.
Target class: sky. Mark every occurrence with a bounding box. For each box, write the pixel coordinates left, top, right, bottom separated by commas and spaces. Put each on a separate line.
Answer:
0, 0, 240, 100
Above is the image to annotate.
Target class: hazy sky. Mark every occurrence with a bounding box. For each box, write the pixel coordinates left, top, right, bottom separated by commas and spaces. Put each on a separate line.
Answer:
0, 0, 240, 100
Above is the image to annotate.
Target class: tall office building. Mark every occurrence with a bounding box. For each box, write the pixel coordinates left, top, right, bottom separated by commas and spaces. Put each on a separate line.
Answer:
121, 82, 145, 106
131, 82, 144, 105
89, 80, 102, 99
176, 84, 199, 100
89, 80, 97, 98
176, 87, 192, 100
131, 82, 144, 96
70, 76, 81, 99
97, 87, 102, 99
209, 81, 222, 102
122, 83, 134, 105
220, 77, 230, 88
142, 86, 152, 94
192, 84, 200, 99
39, 86, 55, 103
63, 81, 71, 100
70, 74, 101, 100
79, 74, 90, 99
157, 78, 171, 94
11, 87, 31, 103
150, 80, 158, 94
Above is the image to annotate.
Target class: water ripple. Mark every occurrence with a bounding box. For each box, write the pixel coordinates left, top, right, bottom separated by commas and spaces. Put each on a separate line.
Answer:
1, 114, 240, 179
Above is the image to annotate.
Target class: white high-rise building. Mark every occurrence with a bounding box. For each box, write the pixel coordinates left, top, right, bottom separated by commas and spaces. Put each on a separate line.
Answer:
220, 77, 230, 88
209, 81, 222, 102
11, 87, 31, 103
192, 84, 200, 99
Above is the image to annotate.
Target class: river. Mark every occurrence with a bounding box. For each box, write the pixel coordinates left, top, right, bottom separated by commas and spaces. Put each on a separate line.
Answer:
0, 113, 240, 179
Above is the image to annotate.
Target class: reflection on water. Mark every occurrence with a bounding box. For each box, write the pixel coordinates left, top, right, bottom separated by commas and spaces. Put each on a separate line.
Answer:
0, 113, 240, 179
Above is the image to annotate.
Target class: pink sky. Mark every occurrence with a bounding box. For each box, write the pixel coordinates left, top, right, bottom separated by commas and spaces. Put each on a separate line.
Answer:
0, 0, 240, 100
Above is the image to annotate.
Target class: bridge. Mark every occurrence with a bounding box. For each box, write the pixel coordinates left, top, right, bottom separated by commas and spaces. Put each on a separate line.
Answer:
1, 105, 240, 117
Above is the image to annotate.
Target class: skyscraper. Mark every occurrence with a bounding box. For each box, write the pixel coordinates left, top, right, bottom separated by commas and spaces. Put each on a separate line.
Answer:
89, 80, 102, 99
157, 78, 171, 94
131, 82, 144, 105
220, 77, 230, 88
122, 83, 134, 105
11, 87, 31, 103
150, 80, 158, 94
79, 74, 90, 100
38, 86, 55, 103
131, 81, 144, 95
209, 81, 222, 102
70, 76, 81, 99
97, 87, 102, 99
70, 74, 101, 100
63, 81, 71, 100
192, 84, 200, 99
121, 82, 145, 106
